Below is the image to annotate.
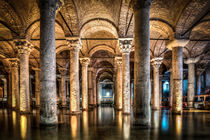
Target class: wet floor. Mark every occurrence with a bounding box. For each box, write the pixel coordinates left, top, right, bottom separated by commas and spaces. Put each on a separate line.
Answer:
0, 107, 210, 140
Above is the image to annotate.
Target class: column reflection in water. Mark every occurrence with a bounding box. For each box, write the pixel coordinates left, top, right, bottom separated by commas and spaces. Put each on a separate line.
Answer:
20, 115, 27, 140
175, 115, 182, 139
123, 115, 131, 140
152, 110, 160, 139
12, 111, 16, 128
82, 111, 88, 136
70, 115, 80, 139
117, 111, 122, 139
161, 111, 169, 132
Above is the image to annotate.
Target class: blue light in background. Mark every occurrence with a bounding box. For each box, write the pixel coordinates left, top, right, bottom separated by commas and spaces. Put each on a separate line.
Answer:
161, 111, 169, 132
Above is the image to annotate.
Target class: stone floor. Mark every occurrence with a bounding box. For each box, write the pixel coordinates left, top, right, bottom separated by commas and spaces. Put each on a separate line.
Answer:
0, 107, 210, 140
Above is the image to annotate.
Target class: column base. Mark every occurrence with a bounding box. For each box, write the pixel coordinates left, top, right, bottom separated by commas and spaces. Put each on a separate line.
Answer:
123, 112, 131, 115
69, 111, 81, 115
172, 110, 182, 115
152, 107, 160, 110
20, 111, 32, 114
82, 108, 88, 111
116, 108, 122, 111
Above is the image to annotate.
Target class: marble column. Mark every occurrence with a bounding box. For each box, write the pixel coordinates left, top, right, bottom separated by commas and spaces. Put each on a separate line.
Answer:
115, 57, 123, 110
169, 68, 173, 108
132, 0, 152, 126
67, 37, 81, 114
59, 68, 67, 108
33, 68, 40, 108
151, 57, 163, 110
119, 39, 132, 114
88, 69, 93, 106
15, 40, 33, 113
39, 0, 60, 125
9, 59, 19, 110
196, 68, 204, 95
159, 75, 163, 107
167, 39, 189, 114
80, 58, 90, 111
92, 72, 97, 107
97, 82, 101, 105
184, 57, 200, 108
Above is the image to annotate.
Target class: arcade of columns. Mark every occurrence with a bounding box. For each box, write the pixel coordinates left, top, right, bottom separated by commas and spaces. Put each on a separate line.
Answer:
4, 0, 206, 127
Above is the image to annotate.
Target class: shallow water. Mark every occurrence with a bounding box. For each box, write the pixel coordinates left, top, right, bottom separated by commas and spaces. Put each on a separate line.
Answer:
0, 107, 210, 140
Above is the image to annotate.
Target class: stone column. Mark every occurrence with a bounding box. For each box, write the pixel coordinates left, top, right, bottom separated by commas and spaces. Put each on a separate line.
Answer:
115, 57, 123, 110
39, 0, 61, 125
9, 59, 19, 110
80, 58, 90, 111
167, 39, 189, 114
15, 40, 33, 113
97, 82, 101, 105
33, 68, 40, 108
119, 39, 132, 114
169, 68, 173, 107
151, 57, 163, 110
92, 72, 97, 107
59, 68, 67, 108
67, 37, 81, 114
132, 0, 152, 126
1, 78, 7, 99
88, 68, 93, 106
196, 68, 204, 95
184, 57, 200, 108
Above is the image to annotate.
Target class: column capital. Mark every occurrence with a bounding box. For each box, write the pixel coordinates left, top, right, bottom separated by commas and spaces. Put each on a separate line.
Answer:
151, 57, 163, 70
58, 68, 67, 76
80, 57, 90, 66
66, 37, 82, 51
167, 39, 189, 50
184, 57, 200, 64
9, 58, 19, 68
131, 0, 152, 10
115, 57, 122, 67
196, 68, 205, 76
14, 40, 33, 55
119, 38, 132, 53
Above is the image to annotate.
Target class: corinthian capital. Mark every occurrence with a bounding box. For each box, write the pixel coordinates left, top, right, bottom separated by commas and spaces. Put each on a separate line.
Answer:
131, 0, 152, 10
9, 58, 19, 68
80, 57, 90, 67
115, 57, 122, 67
151, 57, 163, 70
184, 57, 200, 64
66, 37, 82, 51
14, 40, 33, 55
166, 39, 189, 50
119, 38, 132, 53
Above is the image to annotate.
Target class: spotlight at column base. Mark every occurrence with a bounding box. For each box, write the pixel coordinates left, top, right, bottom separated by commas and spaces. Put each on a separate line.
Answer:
40, 117, 58, 126
172, 110, 182, 115
70, 111, 81, 115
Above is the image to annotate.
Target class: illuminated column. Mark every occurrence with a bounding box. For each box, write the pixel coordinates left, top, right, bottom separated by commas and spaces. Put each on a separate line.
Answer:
167, 39, 189, 114
97, 82, 101, 105
9, 59, 19, 109
92, 72, 97, 107
119, 39, 132, 114
39, 0, 62, 125
151, 57, 163, 110
184, 57, 200, 108
80, 58, 90, 110
2, 78, 7, 98
67, 37, 81, 114
59, 68, 67, 108
169, 68, 173, 107
15, 40, 33, 113
115, 57, 123, 110
196, 68, 204, 95
88, 68, 93, 106
132, 0, 152, 126
33, 68, 40, 107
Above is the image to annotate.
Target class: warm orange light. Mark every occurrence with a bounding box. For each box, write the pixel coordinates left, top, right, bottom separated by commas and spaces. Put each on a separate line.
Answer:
82, 111, 88, 135
123, 115, 130, 140
176, 115, 182, 136
12, 111, 16, 127
71, 116, 78, 138
20, 115, 27, 139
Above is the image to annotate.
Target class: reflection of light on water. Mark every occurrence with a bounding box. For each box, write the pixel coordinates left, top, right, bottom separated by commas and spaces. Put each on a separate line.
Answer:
161, 112, 169, 131
71, 116, 77, 139
20, 115, 27, 140
12, 111, 16, 127
118, 111, 122, 132
154, 111, 159, 128
82, 111, 88, 135
176, 115, 182, 136
123, 116, 130, 140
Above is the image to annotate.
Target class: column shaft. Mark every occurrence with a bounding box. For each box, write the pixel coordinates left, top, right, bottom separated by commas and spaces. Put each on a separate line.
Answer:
115, 58, 122, 110
133, 3, 151, 126
169, 72, 173, 107
172, 47, 183, 114
187, 63, 195, 108
196, 74, 201, 94
34, 70, 40, 107
88, 70, 93, 105
39, 0, 57, 125
152, 68, 160, 110
92, 75, 97, 106
60, 75, 66, 107
122, 53, 130, 114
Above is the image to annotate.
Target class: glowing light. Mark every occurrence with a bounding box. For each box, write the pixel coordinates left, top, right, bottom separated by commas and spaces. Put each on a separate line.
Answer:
82, 111, 88, 135
71, 116, 78, 139
12, 111, 16, 127
176, 115, 182, 136
106, 92, 110, 97
20, 115, 27, 139
161, 112, 169, 131
123, 116, 130, 140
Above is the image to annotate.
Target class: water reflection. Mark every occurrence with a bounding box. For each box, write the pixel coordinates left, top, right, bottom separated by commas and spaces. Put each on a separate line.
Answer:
82, 111, 88, 136
70, 115, 80, 139
20, 115, 27, 139
161, 111, 169, 132
123, 115, 131, 140
175, 115, 182, 139
12, 111, 16, 128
